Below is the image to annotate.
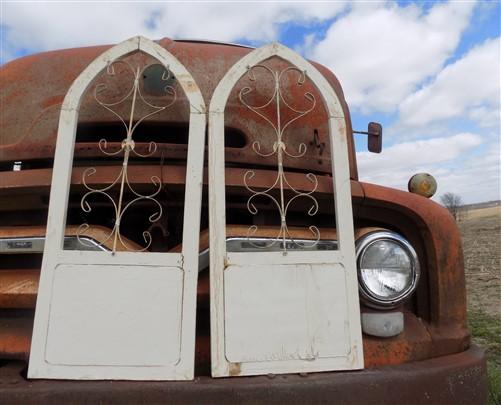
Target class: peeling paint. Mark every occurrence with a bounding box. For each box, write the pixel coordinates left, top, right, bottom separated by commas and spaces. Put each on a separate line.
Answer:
228, 362, 241, 376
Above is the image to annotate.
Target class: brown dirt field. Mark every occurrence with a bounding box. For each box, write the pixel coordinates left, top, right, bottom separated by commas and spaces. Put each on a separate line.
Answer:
460, 206, 501, 317
463, 205, 501, 221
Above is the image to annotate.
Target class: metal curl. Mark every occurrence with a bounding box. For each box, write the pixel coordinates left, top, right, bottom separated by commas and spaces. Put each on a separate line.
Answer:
106, 63, 115, 76
240, 86, 252, 97
282, 142, 307, 158
76, 223, 95, 248
278, 66, 306, 86
81, 199, 92, 213
164, 85, 176, 97
278, 67, 315, 112
132, 141, 158, 158
116, 228, 151, 252
246, 64, 272, 83
281, 170, 318, 198
284, 193, 319, 221
240, 65, 277, 109
148, 206, 163, 223
245, 225, 282, 249
76, 222, 115, 249
78, 54, 175, 253
243, 170, 256, 190
305, 172, 318, 186
246, 191, 282, 217
246, 188, 283, 217
98, 138, 125, 156
136, 79, 177, 110
80, 189, 118, 216
279, 91, 316, 136
161, 66, 171, 81
105, 59, 134, 78
119, 196, 163, 230
124, 170, 162, 200
93, 80, 132, 136
82, 166, 124, 194
241, 64, 321, 251
239, 81, 279, 138
244, 169, 280, 196
247, 198, 258, 216
141, 231, 153, 249
284, 224, 321, 249
246, 65, 256, 81
251, 140, 277, 157
95, 60, 136, 107
280, 90, 316, 117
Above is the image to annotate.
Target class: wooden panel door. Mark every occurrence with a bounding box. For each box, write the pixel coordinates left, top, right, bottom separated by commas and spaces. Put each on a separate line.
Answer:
208, 43, 363, 377
28, 36, 205, 380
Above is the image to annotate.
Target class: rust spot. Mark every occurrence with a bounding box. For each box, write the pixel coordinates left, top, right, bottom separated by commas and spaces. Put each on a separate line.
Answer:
0, 40, 358, 176
40, 95, 64, 109
229, 362, 241, 376
185, 81, 197, 92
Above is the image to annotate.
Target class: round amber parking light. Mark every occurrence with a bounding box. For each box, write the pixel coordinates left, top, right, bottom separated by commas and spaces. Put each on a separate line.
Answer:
408, 173, 437, 198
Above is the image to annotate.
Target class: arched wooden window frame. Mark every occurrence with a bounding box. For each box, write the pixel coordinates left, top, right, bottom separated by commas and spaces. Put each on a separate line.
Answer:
29, 36, 206, 381
208, 42, 363, 377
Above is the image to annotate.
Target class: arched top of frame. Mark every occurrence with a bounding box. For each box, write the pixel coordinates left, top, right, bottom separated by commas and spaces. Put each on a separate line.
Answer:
209, 42, 344, 120
62, 36, 205, 114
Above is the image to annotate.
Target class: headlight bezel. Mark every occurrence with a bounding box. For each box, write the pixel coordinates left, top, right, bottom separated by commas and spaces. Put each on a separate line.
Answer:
356, 230, 420, 309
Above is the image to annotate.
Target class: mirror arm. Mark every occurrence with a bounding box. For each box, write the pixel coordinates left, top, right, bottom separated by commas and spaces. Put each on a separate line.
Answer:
354, 122, 382, 154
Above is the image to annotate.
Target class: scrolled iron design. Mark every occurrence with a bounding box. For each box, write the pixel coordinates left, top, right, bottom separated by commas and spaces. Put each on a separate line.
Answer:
78, 58, 175, 253
240, 64, 320, 252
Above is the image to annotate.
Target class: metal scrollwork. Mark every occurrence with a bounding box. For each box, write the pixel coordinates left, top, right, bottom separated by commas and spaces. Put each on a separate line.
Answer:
240, 65, 320, 252
78, 58, 176, 253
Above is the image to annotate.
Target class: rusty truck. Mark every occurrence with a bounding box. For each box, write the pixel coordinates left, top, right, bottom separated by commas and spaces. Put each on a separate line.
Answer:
0, 36, 487, 403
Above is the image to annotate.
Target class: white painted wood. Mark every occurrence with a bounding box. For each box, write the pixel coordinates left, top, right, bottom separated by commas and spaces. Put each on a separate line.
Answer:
224, 264, 349, 363
28, 36, 206, 380
208, 42, 363, 377
227, 250, 345, 266
46, 265, 183, 367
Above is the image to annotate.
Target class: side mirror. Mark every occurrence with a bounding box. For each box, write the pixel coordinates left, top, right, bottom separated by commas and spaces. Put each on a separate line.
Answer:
354, 122, 383, 153
367, 122, 382, 153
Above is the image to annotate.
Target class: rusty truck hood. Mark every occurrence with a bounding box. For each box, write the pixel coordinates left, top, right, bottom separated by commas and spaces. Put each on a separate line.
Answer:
0, 38, 357, 178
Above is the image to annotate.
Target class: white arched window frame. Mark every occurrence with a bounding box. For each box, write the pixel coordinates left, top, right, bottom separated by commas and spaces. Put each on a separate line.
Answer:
29, 36, 206, 380
209, 43, 363, 377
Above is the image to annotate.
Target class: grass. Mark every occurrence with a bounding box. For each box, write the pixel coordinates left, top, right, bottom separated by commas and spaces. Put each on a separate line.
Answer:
468, 310, 501, 405
460, 207, 501, 404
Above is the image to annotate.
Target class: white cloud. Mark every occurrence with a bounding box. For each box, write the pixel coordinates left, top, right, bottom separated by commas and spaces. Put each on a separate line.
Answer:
0, 2, 347, 63
1, 1, 497, 204
356, 132, 489, 202
308, 0, 476, 113
358, 132, 482, 174
433, 143, 501, 204
398, 37, 500, 129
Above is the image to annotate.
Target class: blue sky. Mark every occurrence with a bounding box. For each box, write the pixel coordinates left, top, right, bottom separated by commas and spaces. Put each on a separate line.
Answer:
1, 0, 500, 204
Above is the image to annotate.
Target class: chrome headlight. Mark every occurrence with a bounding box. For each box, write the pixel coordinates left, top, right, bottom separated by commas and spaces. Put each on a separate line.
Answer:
356, 231, 420, 308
